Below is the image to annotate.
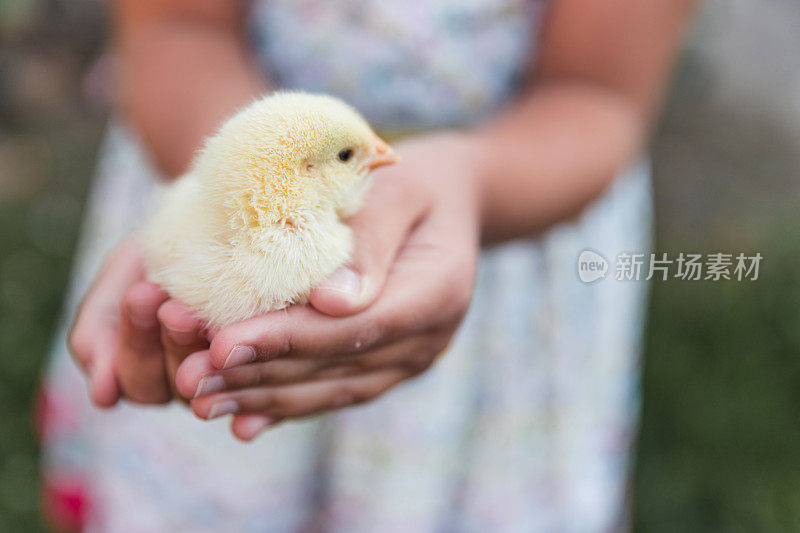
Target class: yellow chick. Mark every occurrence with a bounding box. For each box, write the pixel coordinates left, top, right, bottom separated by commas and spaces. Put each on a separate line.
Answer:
140, 92, 398, 327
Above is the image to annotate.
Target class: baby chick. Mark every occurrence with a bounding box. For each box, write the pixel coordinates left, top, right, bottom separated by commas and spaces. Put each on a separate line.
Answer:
140, 92, 398, 327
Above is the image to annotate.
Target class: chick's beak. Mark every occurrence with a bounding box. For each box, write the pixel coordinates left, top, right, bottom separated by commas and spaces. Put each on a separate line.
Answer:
362, 137, 399, 172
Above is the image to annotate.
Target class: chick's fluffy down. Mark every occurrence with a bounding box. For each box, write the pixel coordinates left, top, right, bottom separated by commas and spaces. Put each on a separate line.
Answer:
140, 92, 389, 327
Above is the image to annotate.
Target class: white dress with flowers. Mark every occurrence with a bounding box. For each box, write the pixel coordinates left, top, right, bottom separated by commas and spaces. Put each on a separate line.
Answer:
41, 1, 652, 531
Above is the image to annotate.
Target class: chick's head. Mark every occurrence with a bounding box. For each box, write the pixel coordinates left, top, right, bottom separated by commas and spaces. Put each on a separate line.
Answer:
195, 92, 397, 234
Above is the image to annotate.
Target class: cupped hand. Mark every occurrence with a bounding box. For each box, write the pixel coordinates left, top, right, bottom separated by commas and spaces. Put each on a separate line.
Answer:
68, 237, 207, 406
173, 134, 484, 440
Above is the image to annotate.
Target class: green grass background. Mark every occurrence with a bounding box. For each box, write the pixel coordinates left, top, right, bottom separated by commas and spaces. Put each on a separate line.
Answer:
634, 233, 800, 531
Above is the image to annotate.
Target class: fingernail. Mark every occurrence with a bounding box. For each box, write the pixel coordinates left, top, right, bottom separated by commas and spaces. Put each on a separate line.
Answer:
194, 375, 225, 398
223, 345, 255, 369
207, 400, 238, 419
166, 326, 199, 346
128, 304, 157, 328
317, 267, 361, 297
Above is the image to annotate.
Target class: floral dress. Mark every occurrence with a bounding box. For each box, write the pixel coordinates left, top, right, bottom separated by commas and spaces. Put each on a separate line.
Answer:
41, 1, 652, 531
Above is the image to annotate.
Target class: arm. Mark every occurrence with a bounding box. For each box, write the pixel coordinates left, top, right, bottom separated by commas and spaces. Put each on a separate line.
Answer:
115, 0, 267, 177
473, 0, 696, 241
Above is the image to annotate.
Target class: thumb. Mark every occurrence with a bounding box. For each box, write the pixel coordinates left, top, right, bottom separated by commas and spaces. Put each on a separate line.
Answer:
309, 176, 424, 316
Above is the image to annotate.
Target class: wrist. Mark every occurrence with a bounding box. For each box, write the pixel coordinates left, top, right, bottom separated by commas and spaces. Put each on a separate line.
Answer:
432, 130, 491, 236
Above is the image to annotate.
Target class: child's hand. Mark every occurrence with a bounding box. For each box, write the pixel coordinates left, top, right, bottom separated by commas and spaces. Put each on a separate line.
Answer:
68, 238, 167, 405
68, 238, 207, 405
172, 134, 483, 440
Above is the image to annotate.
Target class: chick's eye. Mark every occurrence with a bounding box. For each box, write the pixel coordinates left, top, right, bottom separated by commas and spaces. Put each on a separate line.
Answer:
337, 148, 354, 163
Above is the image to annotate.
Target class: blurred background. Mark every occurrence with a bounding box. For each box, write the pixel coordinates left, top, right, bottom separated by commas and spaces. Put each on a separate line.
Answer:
0, 0, 798, 530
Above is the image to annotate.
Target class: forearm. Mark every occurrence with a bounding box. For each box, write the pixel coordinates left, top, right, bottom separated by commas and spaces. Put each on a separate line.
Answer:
465, 0, 696, 244
470, 80, 645, 243
115, 1, 267, 177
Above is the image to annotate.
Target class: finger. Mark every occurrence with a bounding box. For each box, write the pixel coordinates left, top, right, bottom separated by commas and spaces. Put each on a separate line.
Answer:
177, 351, 334, 399
68, 241, 143, 372
68, 238, 147, 407
191, 367, 412, 419
115, 281, 171, 404
174, 350, 213, 399
230, 414, 282, 442
87, 328, 121, 408
157, 299, 207, 396
184, 332, 447, 398
309, 168, 428, 316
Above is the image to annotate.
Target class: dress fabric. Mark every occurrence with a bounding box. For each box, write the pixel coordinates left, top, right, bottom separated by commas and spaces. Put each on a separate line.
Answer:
40, 1, 652, 531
